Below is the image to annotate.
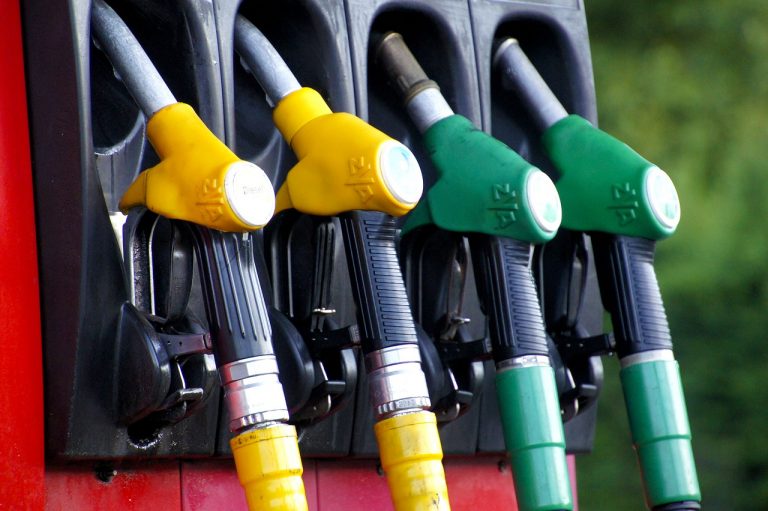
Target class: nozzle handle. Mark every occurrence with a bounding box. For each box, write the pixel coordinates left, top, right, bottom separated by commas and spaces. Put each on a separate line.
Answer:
90, 0, 175, 116
339, 211, 419, 353
494, 38, 568, 131
234, 15, 301, 106
470, 235, 550, 361
186, 226, 274, 365
185, 225, 290, 430
591, 234, 673, 357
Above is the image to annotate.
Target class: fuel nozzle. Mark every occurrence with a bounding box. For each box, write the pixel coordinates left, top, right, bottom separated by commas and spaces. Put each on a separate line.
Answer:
494, 38, 701, 510
235, 17, 449, 510
376, 33, 572, 511
91, 3, 307, 510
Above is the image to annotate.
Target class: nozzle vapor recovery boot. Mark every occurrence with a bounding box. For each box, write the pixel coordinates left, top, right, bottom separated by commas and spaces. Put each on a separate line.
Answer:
376, 32, 571, 511
495, 38, 700, 511
91, 3, 307, 509
234, 17, 449, 511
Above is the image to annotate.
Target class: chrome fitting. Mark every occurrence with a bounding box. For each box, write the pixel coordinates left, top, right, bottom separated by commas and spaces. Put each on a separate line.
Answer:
406, 88, 454, 133
620, 348, 674, 369
366, 345, 431, 420
496, 354, 551, 373
219, 355, 289, 432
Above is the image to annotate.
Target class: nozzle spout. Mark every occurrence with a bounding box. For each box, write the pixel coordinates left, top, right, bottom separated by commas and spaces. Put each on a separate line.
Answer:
234, 15, 302, 106
90, 0, 175, 117
493, 38, 568, 131
375, 32, 453, 132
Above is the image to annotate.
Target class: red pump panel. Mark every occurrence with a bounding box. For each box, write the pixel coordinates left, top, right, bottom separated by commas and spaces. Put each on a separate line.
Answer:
46, 463, 181, 510
180, 460, 319, 510
0, 1, 45, 508
46, 455, 578, 510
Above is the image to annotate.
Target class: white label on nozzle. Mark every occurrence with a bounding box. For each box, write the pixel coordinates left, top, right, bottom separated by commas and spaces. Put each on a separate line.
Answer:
378, 141, 424, 206
224, 161, 276, 228
526, 170, 562, 233
645, 166, 680, 230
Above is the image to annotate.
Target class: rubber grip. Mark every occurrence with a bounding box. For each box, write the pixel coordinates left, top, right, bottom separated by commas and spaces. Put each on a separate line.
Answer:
231, 424, 308, 511
374, 411, 450, 510
470, 235, 549, 361
339, 211, 418, 353
187, 225, 274, 365
591, 234, 673, 357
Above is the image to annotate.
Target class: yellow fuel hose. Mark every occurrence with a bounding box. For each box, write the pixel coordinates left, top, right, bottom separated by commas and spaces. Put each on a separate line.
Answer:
375, 411, 450, 510
231, 423, 308, 511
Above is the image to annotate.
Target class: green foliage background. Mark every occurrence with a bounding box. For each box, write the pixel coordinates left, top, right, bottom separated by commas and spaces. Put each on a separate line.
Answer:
577, 1, 768, 509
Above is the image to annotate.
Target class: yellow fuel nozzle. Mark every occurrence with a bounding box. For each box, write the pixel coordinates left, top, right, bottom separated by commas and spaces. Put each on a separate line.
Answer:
231, 423, 308, 511
375, 411, 450, 511
272, 87, 423, 217
119, 102, 275, 232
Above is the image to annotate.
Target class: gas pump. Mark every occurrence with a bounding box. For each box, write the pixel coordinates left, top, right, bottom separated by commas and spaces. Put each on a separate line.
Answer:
494, 38, 701, 511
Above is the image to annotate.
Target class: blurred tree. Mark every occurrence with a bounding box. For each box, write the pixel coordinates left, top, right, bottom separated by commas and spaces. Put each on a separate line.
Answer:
578, 1, 768, 509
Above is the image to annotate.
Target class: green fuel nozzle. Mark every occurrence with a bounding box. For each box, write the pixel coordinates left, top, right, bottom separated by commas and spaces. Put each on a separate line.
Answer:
495, 38, 701, 511
377, 32, 572, 511
377, 33, 561, 244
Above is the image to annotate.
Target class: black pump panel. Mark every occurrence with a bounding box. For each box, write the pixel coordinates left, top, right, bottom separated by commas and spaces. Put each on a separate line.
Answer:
24, 0, 227, 459
25, 0, 606, 462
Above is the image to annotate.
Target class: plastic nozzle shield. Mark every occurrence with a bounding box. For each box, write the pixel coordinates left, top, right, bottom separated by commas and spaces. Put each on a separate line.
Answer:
374, 411, 450, 510
621, 358, 701, 508
496, 365, 572, 511
273, 88, 422, 217
119, 103, 275, 231
545, 116, 679, 240
404, 115, 559, 243
231, 424, 308, 511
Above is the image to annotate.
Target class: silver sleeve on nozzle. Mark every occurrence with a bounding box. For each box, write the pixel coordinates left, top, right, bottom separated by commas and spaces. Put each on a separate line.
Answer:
219, 355, 290, 432
90, 0, 176, 117
375, 32, 453, 133
234, 15, 301, 107
493, 38, 568, 131
365, 345, 431, 420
